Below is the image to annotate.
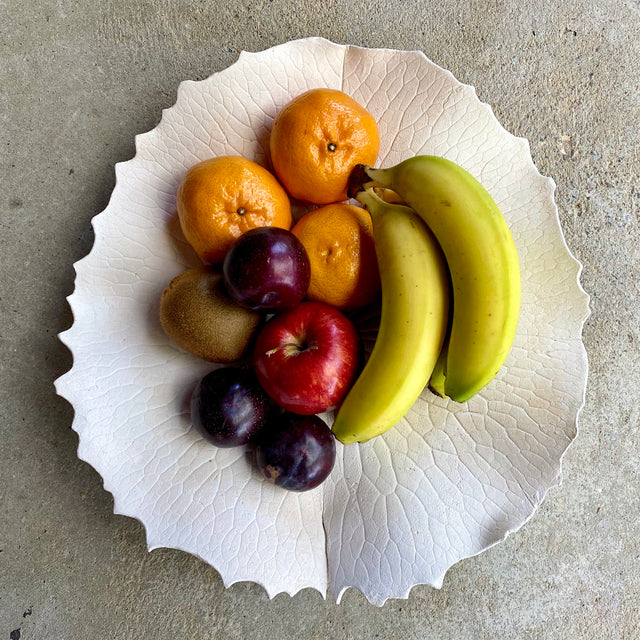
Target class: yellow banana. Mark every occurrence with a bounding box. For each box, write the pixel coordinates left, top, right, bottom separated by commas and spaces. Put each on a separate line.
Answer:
350, 156, 520, 403
332, 188, 450, 444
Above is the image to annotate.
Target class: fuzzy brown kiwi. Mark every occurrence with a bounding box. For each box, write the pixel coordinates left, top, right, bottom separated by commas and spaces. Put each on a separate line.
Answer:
160, 266, 262, 362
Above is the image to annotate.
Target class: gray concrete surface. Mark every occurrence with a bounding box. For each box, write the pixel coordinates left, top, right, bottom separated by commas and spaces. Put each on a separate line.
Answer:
1, 1, 639, 638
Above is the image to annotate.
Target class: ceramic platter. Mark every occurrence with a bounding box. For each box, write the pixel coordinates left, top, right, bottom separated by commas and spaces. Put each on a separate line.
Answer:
55, 38, 590, 606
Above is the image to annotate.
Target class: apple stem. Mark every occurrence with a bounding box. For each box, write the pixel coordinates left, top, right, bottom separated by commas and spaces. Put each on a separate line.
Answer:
265, 342, 308, 357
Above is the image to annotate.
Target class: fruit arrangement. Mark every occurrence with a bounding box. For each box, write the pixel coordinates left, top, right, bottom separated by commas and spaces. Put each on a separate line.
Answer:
159, 87, 521, 492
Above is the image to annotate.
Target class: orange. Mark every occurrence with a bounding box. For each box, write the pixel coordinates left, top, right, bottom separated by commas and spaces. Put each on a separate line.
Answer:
291, 203, 380, 310
176, 155, 292, 264
269, 89, 380, 205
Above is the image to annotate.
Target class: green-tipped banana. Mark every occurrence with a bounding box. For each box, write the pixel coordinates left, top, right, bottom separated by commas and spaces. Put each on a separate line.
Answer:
350, 156, 520, 403
332, 189, 450, 444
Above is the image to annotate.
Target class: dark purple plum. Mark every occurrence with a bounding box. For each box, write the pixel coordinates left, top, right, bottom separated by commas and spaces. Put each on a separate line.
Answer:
191, 367, 272, 447
255, 413, 336, 491
222, 226, 311, 312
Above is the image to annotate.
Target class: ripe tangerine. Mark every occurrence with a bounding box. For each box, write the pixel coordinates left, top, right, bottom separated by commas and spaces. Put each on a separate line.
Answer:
269, 89, 380, 205
291, 202, 380, 310
176, 155, 292, 264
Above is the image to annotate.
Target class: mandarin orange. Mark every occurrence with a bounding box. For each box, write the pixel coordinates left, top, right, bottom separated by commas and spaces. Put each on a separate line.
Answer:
291, 203, 380, 310
176, 156, 292, 264
269, 89, 380, 205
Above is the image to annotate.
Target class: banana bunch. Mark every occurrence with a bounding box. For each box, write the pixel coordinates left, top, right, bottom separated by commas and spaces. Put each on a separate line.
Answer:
332, 156, 520, 445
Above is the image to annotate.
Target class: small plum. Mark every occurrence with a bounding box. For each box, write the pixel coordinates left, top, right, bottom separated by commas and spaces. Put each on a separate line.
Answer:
223, 226, 311, 312
191, 367, 272, 447
255, 412, 336, 491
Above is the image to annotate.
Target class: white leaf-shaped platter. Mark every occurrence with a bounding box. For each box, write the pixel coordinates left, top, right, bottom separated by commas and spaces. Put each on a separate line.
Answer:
55, 38, 590, 606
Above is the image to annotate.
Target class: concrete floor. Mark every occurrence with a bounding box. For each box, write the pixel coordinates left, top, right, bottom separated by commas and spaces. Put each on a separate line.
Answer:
2, 1, 639, 638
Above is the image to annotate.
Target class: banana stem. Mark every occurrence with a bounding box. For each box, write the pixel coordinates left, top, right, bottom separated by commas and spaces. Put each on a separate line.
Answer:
347, 164, 373, 198
356, 187, 415, 221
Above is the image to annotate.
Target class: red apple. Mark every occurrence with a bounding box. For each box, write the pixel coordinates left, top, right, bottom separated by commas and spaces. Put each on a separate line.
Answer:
253, 302, 360, 415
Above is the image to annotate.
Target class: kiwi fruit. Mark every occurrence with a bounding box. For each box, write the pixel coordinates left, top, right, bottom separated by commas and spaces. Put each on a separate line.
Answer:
160, 266, 262, 362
